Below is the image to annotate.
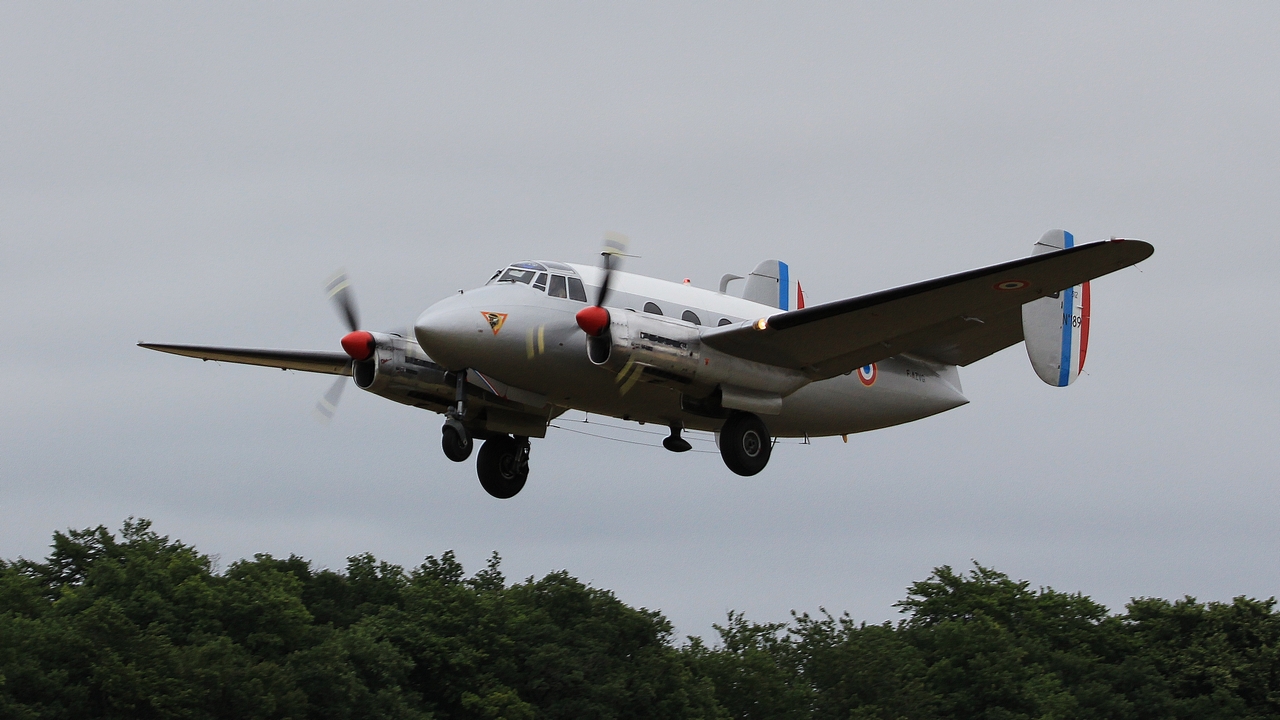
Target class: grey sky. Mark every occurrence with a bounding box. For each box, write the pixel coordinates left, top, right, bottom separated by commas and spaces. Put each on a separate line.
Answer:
3, 3, 1278, 638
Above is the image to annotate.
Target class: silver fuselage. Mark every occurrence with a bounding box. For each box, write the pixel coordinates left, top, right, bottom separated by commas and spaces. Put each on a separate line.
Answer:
405, 264, 967, 437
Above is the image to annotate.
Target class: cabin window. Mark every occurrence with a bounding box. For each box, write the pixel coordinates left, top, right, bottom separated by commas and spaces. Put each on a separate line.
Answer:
498, 267, 537, 285
643, 302, 663, 315
533, 273, 548, 291
548, 274, 568, 298
682, 310, 702, 325
718, 318, 733, 326
567, 277, 588, 302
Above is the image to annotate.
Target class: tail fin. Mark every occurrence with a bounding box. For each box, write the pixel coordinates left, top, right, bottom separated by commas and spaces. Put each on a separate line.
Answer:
742, 260, 804, 309
1022, 230, 1090, 386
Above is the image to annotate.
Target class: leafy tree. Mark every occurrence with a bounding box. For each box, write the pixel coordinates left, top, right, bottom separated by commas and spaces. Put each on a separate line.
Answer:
8, 521, 1280, 719
0, 520, 719, 719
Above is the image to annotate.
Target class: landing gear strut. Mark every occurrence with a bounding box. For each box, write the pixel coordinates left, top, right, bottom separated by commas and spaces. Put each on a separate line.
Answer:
719, 411, 772, 476
441, 372, 473, 462
476, 435, 530, 499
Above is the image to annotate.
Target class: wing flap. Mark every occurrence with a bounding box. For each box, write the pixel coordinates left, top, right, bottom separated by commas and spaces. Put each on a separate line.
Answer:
701, 239, 1152, 378
139, 343, 353, 376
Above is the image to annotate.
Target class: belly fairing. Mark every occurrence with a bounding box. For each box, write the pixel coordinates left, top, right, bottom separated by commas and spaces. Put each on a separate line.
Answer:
767, 357, 968, 437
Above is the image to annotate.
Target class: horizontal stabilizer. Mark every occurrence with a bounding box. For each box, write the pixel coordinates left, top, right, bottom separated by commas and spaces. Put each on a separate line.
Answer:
138, 343, 353, 376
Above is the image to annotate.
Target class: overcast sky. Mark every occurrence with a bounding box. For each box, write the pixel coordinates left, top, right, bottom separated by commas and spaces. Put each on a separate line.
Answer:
3, 3, 1278, 638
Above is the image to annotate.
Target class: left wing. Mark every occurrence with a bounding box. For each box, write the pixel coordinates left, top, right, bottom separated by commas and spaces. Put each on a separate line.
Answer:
138, 343, 353, 375
701, 239, 1152, 379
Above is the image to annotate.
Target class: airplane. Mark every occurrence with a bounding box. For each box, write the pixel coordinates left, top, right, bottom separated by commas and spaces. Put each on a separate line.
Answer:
140, 230, 1153, 499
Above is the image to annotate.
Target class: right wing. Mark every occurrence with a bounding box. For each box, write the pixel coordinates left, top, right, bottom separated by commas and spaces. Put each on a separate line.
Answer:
138, 343, 353, 376
702, 239, 1152, 379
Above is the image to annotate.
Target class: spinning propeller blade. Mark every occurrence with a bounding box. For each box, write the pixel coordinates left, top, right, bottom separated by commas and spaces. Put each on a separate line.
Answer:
327, 271, 375, 361
595, 231, 629, 307
326, 271, 360, 333
313, 375, 347, 423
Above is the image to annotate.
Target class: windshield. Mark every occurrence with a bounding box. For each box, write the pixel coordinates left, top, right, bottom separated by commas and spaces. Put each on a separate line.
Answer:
497, 267, 538, 285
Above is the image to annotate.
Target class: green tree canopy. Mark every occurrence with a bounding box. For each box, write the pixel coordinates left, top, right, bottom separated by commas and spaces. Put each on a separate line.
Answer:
3, 522, 1279, 719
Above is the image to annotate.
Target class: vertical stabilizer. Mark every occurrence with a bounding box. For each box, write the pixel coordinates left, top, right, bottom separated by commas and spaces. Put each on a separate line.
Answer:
1022, 230, 1090, 386
742, 260, 803, 310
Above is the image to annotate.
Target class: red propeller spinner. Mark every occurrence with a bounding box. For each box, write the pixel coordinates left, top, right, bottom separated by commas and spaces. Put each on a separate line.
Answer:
341, 330, 375, 360
575, 306, 610, 336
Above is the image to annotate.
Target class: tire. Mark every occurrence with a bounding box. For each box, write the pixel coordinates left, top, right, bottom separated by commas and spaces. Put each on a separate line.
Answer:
476, 435, 529, 499
719, 412, 772, 476
442, 424, 473, 462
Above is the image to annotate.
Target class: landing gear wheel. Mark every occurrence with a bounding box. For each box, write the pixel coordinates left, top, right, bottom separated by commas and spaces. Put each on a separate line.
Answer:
719, 412, 772, 476
441, 423, 473, 462
476, 435, 529, 499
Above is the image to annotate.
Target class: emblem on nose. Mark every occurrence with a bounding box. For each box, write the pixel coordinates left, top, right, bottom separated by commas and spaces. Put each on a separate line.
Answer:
481, 312, 508, 335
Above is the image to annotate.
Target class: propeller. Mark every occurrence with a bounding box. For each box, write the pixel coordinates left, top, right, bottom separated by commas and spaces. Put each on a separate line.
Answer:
314, 270, 375, 423
576, 232, 629, 337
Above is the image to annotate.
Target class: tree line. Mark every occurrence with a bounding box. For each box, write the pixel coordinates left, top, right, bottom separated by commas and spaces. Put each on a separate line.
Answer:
1, 520, 1277, 719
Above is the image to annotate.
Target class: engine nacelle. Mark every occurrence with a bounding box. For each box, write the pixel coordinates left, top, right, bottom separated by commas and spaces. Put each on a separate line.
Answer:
357, 332, 551, 437
586, 310, 809, 409
353, 332, 454, 409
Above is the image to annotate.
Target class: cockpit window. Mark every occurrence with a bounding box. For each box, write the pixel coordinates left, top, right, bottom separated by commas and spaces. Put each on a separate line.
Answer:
486, 269, 503, 285
498, 267, 538, 285
533, 272, 548, 291
567, 277, 588, 302
548, 274, 568, 298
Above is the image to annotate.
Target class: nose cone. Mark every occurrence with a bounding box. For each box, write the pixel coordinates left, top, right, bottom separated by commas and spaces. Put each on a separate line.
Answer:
415, 295, 482, 370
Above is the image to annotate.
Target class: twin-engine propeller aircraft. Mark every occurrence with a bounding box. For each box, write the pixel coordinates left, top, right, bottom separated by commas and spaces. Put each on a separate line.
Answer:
141, 230, 1153, 499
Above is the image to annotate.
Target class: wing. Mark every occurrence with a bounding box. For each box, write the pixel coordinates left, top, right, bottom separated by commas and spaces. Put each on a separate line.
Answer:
139, 343, 353, 376
701, 239, 1153, 379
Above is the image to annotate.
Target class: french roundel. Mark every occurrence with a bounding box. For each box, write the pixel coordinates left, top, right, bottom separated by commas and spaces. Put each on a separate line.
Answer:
857, 363, 878, 386
995, 279, 1030, 291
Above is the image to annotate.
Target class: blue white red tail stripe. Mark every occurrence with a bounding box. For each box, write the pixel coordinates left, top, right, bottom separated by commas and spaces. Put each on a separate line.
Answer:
778, 261, 790, 310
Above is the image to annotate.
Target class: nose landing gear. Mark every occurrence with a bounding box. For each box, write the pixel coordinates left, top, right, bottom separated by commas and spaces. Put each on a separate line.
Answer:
441, 419, 472, 462
719, 411, 772, 476
441, 371, 474, 462
476, 435, 530, 499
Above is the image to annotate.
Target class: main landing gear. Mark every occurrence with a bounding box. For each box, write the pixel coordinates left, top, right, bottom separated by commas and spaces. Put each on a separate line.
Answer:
476, 435, 530, 499
719, 411, 772, 476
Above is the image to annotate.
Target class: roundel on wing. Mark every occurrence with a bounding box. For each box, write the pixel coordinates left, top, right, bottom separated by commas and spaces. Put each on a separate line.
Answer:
857, 363, 878, 387
995, 279, 1030, 291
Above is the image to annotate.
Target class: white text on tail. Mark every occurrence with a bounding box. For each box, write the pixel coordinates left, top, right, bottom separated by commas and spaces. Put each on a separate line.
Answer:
1022, 230, 1090, 386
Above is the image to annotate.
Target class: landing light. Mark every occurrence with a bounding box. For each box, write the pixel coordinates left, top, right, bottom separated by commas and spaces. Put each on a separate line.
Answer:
755, 318, 769, 330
